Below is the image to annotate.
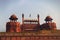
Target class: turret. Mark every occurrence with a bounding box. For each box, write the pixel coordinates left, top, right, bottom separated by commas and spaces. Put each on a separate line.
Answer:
37, 14, 40, 24
22, 13, 24, 24
44, 16, 56, 30
6, 14, 21, 32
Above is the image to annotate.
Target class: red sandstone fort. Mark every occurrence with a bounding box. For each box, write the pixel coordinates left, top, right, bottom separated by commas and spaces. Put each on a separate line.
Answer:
0, 14, 60, 40
6, 14, 56, 32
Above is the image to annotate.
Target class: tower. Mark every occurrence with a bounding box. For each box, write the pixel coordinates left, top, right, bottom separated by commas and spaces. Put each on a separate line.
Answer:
6, 14, 21, 32
44, 16, 56, 30
22, 13, 24, 24
21, 14, 40, 31
37, 14, 40, 24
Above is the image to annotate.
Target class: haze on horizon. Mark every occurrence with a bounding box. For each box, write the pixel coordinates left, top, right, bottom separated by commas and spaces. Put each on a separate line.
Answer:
0, 0, 60, 32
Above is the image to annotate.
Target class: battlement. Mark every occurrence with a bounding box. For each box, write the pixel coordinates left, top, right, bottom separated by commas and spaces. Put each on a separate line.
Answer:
0, 30, 60, 36
0, 30, 60, 40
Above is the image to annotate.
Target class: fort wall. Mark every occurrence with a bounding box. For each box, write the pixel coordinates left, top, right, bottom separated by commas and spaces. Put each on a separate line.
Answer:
0, 30, 60, 40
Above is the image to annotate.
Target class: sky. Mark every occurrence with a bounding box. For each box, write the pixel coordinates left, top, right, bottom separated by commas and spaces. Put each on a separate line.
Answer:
0, 0, 60, 32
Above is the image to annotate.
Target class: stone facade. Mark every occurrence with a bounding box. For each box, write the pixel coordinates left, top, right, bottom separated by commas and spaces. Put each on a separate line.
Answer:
6, 14, 57, 32
6, 22, 21, 32
0, 30, 60, 40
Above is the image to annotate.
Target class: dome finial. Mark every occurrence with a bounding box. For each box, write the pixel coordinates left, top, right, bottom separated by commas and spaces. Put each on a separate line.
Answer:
9, 14, 18, 21
45, 16, 53, 21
